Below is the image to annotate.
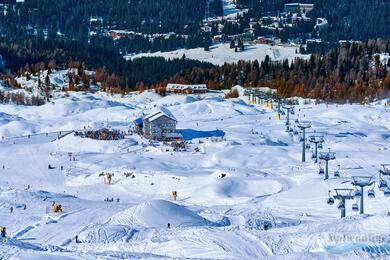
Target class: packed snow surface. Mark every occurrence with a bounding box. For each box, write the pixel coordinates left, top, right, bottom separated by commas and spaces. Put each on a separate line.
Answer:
0, 89, 389, 259
126, 43, 310, 65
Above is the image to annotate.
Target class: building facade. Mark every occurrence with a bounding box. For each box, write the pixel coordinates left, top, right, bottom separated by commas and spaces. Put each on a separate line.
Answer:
134, 107, 181, 140
166, 84, 208, 94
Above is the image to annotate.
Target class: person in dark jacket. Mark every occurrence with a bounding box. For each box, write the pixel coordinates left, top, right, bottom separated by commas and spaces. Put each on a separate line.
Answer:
1, 227, 6, 243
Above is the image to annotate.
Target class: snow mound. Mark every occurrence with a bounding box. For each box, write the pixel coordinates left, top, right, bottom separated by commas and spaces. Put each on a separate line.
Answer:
109, 200, 210, 228
154, 95, 197, 106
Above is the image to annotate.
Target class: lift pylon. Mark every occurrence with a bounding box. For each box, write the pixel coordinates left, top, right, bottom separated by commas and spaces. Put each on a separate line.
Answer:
319, 149, 336, 180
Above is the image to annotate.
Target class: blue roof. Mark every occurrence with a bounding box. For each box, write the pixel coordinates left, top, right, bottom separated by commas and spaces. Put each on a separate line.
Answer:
133, 117, 143, 126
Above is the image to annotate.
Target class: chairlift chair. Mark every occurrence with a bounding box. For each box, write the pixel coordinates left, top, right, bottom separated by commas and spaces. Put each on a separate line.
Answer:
295, 119, 299, 123
384, 188, 390, 197
354, 189, 362, 197
312, 152, 316, 159
327, 191, 334, 205
368, 189, 375, 198
337, 201, 345, 210
293, 130, 298, 135
327, 197, 334, 205
319, 167, 324, 175
379, 179, 387, 190
318, 143, 323, 149
305, 143, 311, 149
334, 165, 341, 177
352, 203, 359, 212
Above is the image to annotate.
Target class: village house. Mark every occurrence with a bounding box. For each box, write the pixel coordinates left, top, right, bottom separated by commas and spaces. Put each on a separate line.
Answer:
134, 107, 182, 140
166, 84, 208, 94
284, 3, 314, 14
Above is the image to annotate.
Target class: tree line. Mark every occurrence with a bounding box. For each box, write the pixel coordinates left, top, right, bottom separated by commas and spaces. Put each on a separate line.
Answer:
150, 39, 390, 102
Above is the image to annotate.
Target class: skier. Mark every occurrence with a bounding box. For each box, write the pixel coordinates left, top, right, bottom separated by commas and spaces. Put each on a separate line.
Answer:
10, 207, 13, 213
167, 223, 171, 228
1, 227, 6, 243
75, 235, 81, 243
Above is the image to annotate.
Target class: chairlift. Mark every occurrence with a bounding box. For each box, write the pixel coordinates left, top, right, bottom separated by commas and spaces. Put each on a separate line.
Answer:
305, 143, 311, 149
312, 152, 316, 159
368, 189, 375, 198
291, 110, 295, 115
319, 168, 324, 175
337, 201, 345, 210
379, 179, 387, 190
384, 188, 390, 197
280, 110, 286, 116
299, 137, 304, 142
352, 203, 359, 212
354, 189, 362, 197
327, 191, 334, 205
293, 130, 298, 135
334, 165, 341, 177
318, 143, 323, 149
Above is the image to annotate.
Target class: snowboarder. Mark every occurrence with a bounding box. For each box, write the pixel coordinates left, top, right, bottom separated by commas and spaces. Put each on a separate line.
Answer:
75, 235, 81, 243
10, 207, 13, 213
167, 223, 171, 228
1, 227, 6, 243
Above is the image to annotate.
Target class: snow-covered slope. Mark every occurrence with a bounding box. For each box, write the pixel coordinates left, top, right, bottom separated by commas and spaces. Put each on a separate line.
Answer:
0, 89, 389, 259
126, 43, 310, 65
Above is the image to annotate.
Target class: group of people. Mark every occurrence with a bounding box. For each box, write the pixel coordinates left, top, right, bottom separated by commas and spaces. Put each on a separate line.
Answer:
104, 197, 120, 202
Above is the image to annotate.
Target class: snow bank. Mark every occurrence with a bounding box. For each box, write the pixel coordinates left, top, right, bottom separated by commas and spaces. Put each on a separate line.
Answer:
109, 200, 211, 228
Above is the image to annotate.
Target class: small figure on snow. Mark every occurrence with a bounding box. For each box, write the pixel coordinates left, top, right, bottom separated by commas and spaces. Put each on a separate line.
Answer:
167, 223, 171, 229
75, 235, 81, 243
1, 227, 6, 243
10, 207, 13, 213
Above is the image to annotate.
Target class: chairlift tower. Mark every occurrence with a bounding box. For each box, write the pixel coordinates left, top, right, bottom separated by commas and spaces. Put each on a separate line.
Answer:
332, 188, 354, 218
309, 135, 324, 163
319, 149, 336, 180
351, 176, 374, 215
282, 105, 294, 132
297, 121, 311, 162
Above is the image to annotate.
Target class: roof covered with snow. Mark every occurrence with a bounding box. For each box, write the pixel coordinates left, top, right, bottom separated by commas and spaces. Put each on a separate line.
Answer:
144, 106, 177, 122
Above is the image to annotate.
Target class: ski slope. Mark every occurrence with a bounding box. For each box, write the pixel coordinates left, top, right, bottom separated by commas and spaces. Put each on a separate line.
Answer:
0, 89, 390, 259
126, 43, 310, 65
